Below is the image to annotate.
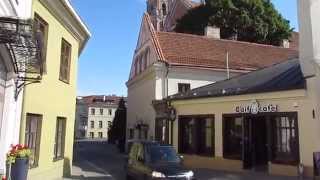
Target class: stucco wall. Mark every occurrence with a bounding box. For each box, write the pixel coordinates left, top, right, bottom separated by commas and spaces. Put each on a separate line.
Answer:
172, 89, 320, 176
167, 67, 240, 96
127, 69, 157, 140
87, 107, 116, 139
18, 0, 81, 179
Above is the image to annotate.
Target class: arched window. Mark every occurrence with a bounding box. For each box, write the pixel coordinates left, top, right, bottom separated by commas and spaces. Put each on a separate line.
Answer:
139, 55, 143, 73
144, 49, 149, 69
135, 58, 139, 76
162, 3, 167, 16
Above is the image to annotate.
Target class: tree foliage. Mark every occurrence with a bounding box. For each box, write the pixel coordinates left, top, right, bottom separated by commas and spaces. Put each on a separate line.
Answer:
175, 0, 293, 45
108, 98, 127, 153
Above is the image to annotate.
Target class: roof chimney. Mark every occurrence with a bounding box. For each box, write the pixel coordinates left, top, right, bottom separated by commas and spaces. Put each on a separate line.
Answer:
298, 0, 320, 77
103, 95, 106, 102
281, 39, 290, 48
205, 26, 220, 39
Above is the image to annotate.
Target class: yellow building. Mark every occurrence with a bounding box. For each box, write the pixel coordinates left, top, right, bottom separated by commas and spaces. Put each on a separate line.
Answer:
18, 0, 90, 179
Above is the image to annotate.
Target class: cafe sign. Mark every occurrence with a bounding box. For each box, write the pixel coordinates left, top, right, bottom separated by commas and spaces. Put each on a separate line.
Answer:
235, 100, 278, 114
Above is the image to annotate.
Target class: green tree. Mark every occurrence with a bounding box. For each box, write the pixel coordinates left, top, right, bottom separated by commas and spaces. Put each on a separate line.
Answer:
175, 0, 293, 45
108, 98, 127, 153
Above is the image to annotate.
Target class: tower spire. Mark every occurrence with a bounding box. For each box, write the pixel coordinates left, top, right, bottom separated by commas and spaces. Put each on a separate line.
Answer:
147, 0, 169, 31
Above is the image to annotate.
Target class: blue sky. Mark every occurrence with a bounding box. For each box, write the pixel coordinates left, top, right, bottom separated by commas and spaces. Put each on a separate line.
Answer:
71, 0, 298, 97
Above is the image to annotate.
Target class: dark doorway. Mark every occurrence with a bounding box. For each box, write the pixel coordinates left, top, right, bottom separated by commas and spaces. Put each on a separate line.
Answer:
243, 116, 268, 171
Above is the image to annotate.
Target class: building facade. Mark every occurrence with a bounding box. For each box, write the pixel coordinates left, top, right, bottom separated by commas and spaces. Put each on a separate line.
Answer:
126, 1, 299, 144
16, 0, 90, 179
75, 95, 126, 140
0, 0, 33, 176
152, 0, 320, 177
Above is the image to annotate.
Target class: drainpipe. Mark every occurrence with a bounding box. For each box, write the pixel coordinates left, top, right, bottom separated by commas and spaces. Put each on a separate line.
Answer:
164, 63, 173, 145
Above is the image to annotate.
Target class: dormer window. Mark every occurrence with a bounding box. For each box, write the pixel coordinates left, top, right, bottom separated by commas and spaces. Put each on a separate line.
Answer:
162, 3, 167, 16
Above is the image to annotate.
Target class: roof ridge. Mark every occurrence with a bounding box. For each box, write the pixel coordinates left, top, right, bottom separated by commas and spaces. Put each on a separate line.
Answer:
183, 58, 298, 93
144, 13, 166, 62
157, 31, 298, 50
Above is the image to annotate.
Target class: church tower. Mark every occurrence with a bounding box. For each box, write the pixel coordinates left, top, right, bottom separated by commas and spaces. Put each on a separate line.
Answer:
147, 0, 170, 31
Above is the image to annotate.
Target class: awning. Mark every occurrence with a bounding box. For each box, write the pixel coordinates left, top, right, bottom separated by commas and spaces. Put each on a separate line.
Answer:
0, 17, 44, 99
0, 16, 44, 80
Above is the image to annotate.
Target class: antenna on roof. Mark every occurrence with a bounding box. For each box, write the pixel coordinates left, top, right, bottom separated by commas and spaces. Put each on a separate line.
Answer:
226, 51, 230, 79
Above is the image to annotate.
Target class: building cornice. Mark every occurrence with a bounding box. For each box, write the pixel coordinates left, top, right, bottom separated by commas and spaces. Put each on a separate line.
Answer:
39, 0, 91, 55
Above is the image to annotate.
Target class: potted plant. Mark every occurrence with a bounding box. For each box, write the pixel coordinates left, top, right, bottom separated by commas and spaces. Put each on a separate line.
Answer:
6, 144, 32, 180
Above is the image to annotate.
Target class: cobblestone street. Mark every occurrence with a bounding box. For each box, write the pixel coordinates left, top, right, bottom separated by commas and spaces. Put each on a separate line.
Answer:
67, 141, 312, 180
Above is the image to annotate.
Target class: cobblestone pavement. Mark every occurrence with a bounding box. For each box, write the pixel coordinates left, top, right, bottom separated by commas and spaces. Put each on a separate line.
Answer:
65, 141, 311, 180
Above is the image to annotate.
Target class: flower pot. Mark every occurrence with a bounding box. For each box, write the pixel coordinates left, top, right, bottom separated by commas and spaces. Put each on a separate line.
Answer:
8, 158, 29, 180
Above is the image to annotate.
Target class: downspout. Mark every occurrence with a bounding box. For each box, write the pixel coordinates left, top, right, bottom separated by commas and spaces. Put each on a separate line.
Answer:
164, 63, 174, 145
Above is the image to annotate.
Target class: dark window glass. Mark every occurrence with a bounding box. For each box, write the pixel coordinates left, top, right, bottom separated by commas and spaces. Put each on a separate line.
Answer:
150, 146, 180, 163
91, 108, 95, 115
54, 117, 66, 160
98, 132, 103, 138
90, 132, 94, 138
25, 114, 42, 167
100, 108, 103, 115
223, 117, 243, 160
34, 13, 48, 74
59, 39, 72, 83
179, 116, 214, 156
271, 115, 299, 165
90, 121, 94, 128
109, 109, 112, 116
99, 121, 103, 128
178, 83, 191, 93
108, 121, 112, 129
162, 3, 167, 15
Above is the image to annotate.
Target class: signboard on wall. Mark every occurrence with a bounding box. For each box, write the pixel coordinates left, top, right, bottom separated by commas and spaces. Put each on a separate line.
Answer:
235, 100, 278, 114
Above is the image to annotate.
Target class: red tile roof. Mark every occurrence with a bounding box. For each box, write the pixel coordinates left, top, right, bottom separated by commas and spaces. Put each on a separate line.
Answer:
79, 95, 126, 106
156, 31, 299, 71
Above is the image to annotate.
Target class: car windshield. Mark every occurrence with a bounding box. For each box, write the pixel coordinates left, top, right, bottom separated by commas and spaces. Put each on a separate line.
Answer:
149, 146, 180, 163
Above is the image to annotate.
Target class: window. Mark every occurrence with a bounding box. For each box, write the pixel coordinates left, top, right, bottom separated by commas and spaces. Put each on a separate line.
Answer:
178, 83, 191, 93
135, 60, 139, 76
223, 116, 243, 160
108, 109, 112, 116
140, 57, 144, 73
271, 115, 299, 165
25, 114, 42, 167
54, 117, 66, 160
90, 121, 94, 128
100, 108, 103, 115
90, 132, 94, 138
179, 116, 214, 156
162, 3, 167, 15
99, 121, 103, 128
98, 132, 103, 138
91, 108, 95, 115
59, 39, 72, 83
108, 121, 112, 129
34, 13, 48, 74
144, 50, 149, 69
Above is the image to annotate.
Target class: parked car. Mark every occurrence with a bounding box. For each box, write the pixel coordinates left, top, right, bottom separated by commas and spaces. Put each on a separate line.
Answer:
125, 141, 195, 179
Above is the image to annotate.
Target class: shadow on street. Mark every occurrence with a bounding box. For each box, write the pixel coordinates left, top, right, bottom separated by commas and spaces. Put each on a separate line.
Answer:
72, 141, 126, 180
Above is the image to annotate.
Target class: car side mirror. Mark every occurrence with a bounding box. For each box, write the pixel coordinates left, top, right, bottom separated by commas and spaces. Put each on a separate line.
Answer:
179, 155, 184, 164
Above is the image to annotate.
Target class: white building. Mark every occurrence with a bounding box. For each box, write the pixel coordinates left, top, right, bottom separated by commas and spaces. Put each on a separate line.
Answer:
0, 0, 33, 175
75, 95, 126, 139
126, 0, 299, 144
